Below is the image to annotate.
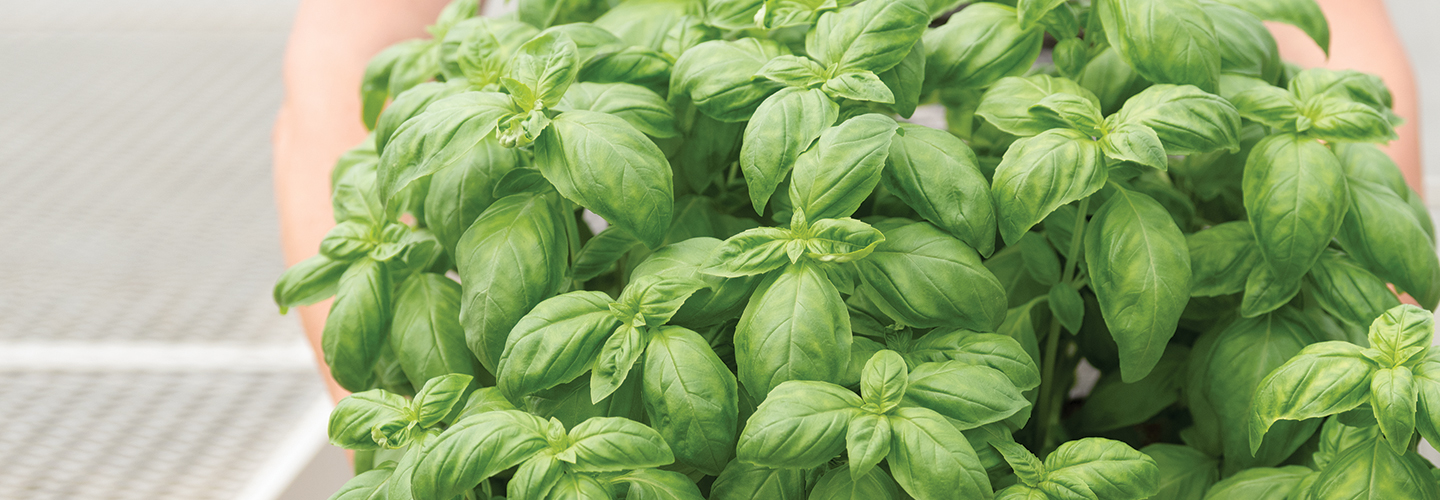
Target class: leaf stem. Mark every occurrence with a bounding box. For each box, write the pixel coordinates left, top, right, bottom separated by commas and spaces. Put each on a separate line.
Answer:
1035, 196, 1091, 449
1061, 196, 1090, 284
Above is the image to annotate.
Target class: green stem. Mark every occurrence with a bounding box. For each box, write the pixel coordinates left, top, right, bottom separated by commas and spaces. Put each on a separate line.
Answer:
1035, 196, 1091, 449
1061, 196, 1090, 283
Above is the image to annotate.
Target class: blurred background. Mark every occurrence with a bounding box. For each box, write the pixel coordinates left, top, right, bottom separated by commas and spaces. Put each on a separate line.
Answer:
0, 0, 1436, 499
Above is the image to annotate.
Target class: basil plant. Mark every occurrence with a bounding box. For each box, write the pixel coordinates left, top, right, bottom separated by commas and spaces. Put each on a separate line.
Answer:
274, 0, 1440, 498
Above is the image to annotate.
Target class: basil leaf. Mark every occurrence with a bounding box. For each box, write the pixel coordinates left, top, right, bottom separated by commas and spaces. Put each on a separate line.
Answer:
1041, 437, 1161, 500
1017, 232, 1061, 286
788, 113, 898, 220
1302, 95, 1398, 143
1200, 465, 1311, 500
1098, 0, 1221, 92
822, 72, 895, 104
1203, 2, 1281, 83
811, 464, 900, 500
375, 81, 467, 157
456, 192, 569, 372
704, 0, 765, 31
445, 17, 539, 86
1186, 221, 1260, 297
390, 274, 480, 390
330, 462, 396, 500
1288, 68, 1393, 111
1076, 47, 1150, 115
1336, 174, 1440, 309
1306, 434, 1440, 499
886, 406, 992, 500
1370, 366, 1418, 454
740, 88, 839, 214
1305, 251, 1401, 327
422, 136, 520, 256
557, 82, 677, 138
1210, 0, 1329, 55
856, 222, 1008, 332
1239, 260, 1303, 318
634, 238, 761, 328
518, 0, 610, 30
1048, 283, 1084, 334
878, 39, 925, 118
562, 416, 674, 471
273, 254, 348, 313
709, 460, 808, 500
1111, 84, 1240, 155
498, 291, 621, 401
807, 0, 928, 75
411, 410, 551, 499
617, 469, 707, 500
412, 374, 473, 429
1243, 133, 1347, 283
882, 123, 996, 256
507, 454, 562, 500
908, 331, 1041, 391
329, 389, 411, 450
642, 326, 739, 474
670, 39, 787, 122
546, 473, 610, 499
903, 361, 1028, 429
1229, 84, 1302, 129
702, 227, 793, 278
362, 40, 430, 130
592, 0, 700, 50
377, 92, 518, 206
1139, 444, 1218, 500
323, 257, 393, 392
1333, 143, 1434, 242
992, 128, 1105, 244
591, 324, 647, 403
387, 41, 443, 106
923, 3, 1043, 91
579, 45, 673, 90
845, 413, 892, 482
977, 75, 1100, 138
1100, 123, 1167, 171
736, 262, 852, 399
735, 380, 862, 467
1084, 187, 1191, 382
758, 0, 837, 29
860, 350, 908, 413
535, 110, 674, 247
1029, 93, 1104, 136
1248, 342, 1375, 454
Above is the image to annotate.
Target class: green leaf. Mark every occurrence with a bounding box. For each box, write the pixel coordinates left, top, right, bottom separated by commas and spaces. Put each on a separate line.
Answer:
1084, 187, 1193, 382
702, 227, 793, 278
1017, 0, 1067, 29
535, 110, 674, 247
992, 128, 1105, 245
1306, 434, 1440, 499
1302, 95, 1398, 143
329, 389, 411, 450
992, 439, 1046, 486
323, 257, 393, 392
362, 40, 429, 130
273, 254, 348, 313
410, 410, 551, 499
886, 406, 992, 500
643, 326, 739, 475
572, 227, 641, 282
633, 238, 762, 328
758, 0, 838, 29
923, 3, 1043, 91
412, 374, 472, 428
591, 0, 700, 50
1098, 0, 1221, 92
882, 123, 996, 256
1073, 347, 1188, 432
1141, 444, 1218, 500
810, 464, 900, 500
457, 387, 519, 421
1048, 283, 1084, 334
736, 262, 852, 399
822, 72, 895, 104
1368, 305, 1435, 365
1111, 84, 1240, 155
390, 274, 479, 391
796, 217, 886, 263
1041, 438, 1161, 500
1306, 251, 1401, 327
755, 55, 828, 88
1229, 84, 1302, 129
422, 136, 521, 257
670, 39, 787, 122
1199, 465, 1311, 500
907, 331, 1041, 391
504, 31, 581, 109
591, 324, 647, 403
1243, 133, 1348, 283
445, 17, 539, 86
1370, 366, 1418, 454
321, 223, 377, 262
579, 45, 674, 91
1203, 2, 1281, 83
545, 472, 611, 500
1332, 143, 1434, 242
1186, 222, 1259, 297
1028, 93, 1104, 136
1240, 260, 1303, 318
1336, 172, 1440, 309
788, 114, 898, 220
856, 222, 1008, 332
377, 92, 518, 208
740, 88, 839, 214
861, 350, 909, 413
1017, 232, 1061, 286
562, 416, 674, 471
1076, 47, 1149, 115
507, 454, 562, 500
1210, 0, 1329, 55
456, 192, 569, 372
877, 39, 925, 118
976, 75, 1100, 137
617, 469, 707, 500
709, 460, 808, 500
557, 82, 677, 138
329, 462, 396, 500
903, 361, 1029, 429
1100, 123, 1167, 171
497, 291, 620, 401
807, 0, 928, 74
1249, 341, 1376, 454
1288, 68, 1393, 111
846, 413, 892, 481
735, 380, 861, 467
613, 275, 709, 327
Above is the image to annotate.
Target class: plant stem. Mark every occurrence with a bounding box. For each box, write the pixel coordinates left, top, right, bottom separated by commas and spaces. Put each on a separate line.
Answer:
1035, 196, 1091, 449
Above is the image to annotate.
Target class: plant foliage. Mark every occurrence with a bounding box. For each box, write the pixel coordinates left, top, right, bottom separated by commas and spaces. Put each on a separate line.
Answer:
274, 0, 1440, 498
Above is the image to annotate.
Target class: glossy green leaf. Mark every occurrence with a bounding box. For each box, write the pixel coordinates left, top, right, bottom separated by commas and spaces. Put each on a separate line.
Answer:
860, 350, 908, 413
788, 113, 898, 220
976, 75, 1099, 137
323, 257, 393, 392
810, 464, 900, 500
1084, 187, 1192, 382
377, 92, 518, 207
557, 82, 677, 138
1367, 305, 1434, 365
886, 406, 991, 500
390, 274, 479, 391
411, 410, 551, 499
1305, 435, 1440, 500
856, 222, 1008, 332
1306, 251, 1401, 327
708, 460, 808, 500
907, 331, 1041, 391
807, 0, 928, 75
617, 469, 706, 500
740, 88, 839, 214
1204, 2, 1281, 83
1100, 123, 1167, 171
643, 326, 738, 474
1336, 170, 1440, 309
670, 39, 787, 122
561, 416, 674, 471
992, 128, 1105, 245
1249, 342, 1376, 454
735, 262, 852, 399
923, 3, 1043, 91
735, 380, 861, 467
590, 324, 647, 403
1111, 84, 1240, 155
1186, 222, 1260, 297
846, 413, 891, 481
535, 110, 674, 247
903, 361, 1028, 429
1199, 465, 1310, 500
274, 254, 348, 314
1370, 366, 1417, 454
1210, 0, 1328, 54
329, 389, 411, 450
1141, 444, 1218, 500
1098, 0, 1221, 92
498, 291, 620, 401
1243, 133, 1347, 283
